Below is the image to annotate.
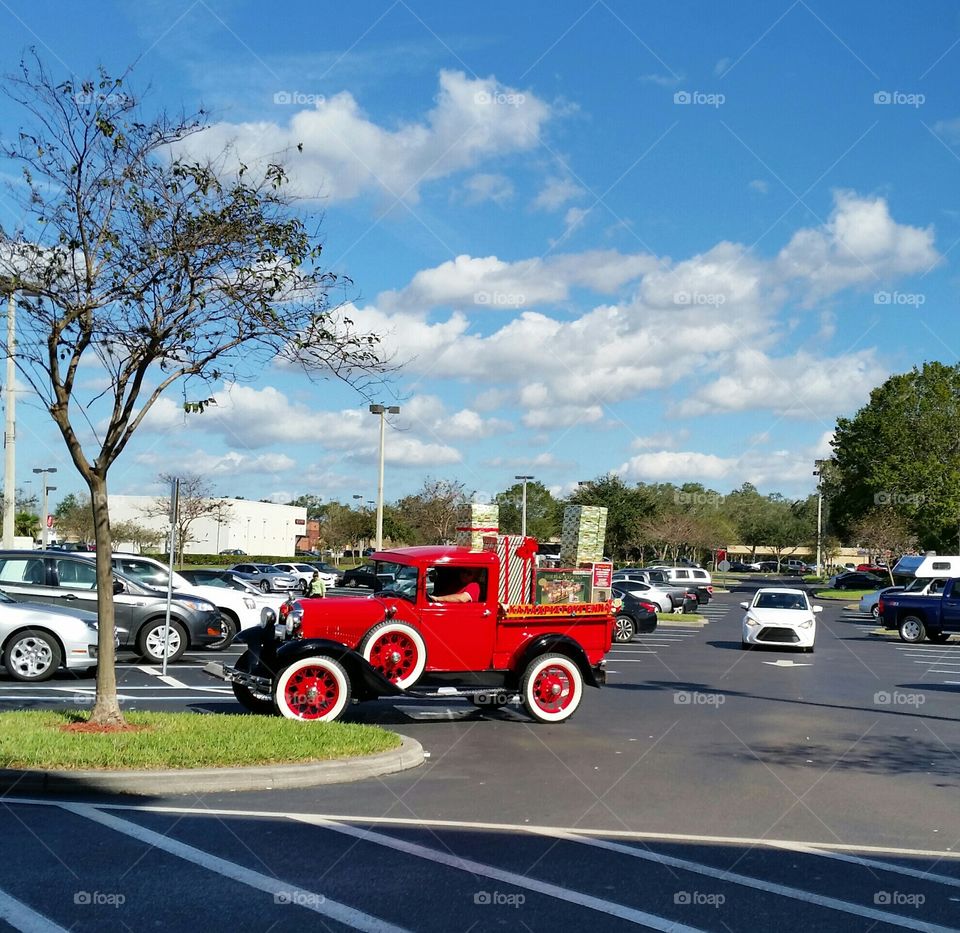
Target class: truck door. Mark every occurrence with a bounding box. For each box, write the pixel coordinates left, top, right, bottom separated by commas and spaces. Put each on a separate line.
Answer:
418, 565, 496, 671
941, 580, 960, 631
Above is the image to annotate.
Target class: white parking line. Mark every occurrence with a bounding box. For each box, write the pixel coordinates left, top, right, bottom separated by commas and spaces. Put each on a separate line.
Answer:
136, 665, 189, 688
0, 886, 70, 933
59, 804, 410, 933
293, 815, 707, 933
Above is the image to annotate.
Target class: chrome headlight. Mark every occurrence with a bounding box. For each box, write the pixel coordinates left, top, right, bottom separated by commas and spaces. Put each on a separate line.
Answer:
261, 606, 277, 627
285, 603, 304, 637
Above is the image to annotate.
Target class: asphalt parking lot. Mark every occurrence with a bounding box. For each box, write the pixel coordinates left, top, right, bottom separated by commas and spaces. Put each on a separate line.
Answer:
2, 582, 959, 932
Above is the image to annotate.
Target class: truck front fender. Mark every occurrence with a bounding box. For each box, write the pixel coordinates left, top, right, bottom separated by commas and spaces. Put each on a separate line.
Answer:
510, 634, 603, 688
275, 638, 405, 701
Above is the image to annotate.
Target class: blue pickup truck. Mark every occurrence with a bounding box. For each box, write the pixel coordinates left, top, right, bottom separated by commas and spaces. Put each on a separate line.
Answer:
879, 577, 960, 643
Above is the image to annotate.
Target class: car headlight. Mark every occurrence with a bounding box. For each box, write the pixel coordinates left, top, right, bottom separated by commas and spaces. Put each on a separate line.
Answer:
745, 615, 760, 626
285, 603, 304, 637
243, 597, 256, 609
176, 597, 216, 612
799, 618, 813, 629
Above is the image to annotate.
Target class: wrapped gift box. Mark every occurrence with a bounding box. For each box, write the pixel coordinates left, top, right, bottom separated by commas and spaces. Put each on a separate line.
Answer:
455, 503, 500, 549
483, 534, 535, 604
559, 505, 608, 566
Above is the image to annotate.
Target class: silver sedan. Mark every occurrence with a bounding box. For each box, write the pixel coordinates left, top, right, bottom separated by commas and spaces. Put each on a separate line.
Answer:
0, 590, 99, 681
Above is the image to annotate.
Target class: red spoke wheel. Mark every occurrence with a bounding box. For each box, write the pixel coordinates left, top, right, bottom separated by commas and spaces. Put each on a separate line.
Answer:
360, 622, 427, 689
521, 654, 583, 723
274, 656, 351, 722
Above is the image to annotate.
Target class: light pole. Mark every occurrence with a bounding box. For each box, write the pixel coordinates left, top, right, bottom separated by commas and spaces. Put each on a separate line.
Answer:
2, 289, 16, 548
369, 404, 400, 551
814, 459, 826, 577
33, 467, 57, 548
515, 475, 534, 537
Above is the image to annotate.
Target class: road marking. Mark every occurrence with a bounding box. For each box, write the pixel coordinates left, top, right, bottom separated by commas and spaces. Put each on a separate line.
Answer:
768, 842, 960, 889
136, 665, 188, 688
0, 886, 71, 933
14, 800, 960, 860
552, 831, 958, 933
292, 815, 707, 933
59, 804, 409, 933
761, 660, 812, 667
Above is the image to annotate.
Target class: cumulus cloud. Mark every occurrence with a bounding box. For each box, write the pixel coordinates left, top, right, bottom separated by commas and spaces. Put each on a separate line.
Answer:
674, 347, 887, 419
171, 71, 551, 204
777, 191, 939, 299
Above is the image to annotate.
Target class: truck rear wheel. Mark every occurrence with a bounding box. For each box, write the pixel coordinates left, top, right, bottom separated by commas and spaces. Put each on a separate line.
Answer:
898, 615, 927, 644
360, 621, 427, 688
274, 656, 351, 721
520, 654, 582, 723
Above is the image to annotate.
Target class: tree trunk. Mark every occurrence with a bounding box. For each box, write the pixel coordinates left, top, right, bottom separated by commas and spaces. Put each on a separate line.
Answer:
88, 473, 125, 727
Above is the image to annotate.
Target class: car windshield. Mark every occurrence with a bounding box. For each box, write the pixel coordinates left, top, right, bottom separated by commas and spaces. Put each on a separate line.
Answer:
755, 592, 808, 610
378, 564, 418, 600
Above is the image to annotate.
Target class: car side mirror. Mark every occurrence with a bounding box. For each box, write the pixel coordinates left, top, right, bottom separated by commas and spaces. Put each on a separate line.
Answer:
739, 601, 749, 609
813, 605, 823, 613
113, 580, 125, 595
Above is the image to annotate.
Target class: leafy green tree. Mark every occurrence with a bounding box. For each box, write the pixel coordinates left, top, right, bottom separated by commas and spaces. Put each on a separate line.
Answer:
0, 58, 386, 726
495, 481, 560, 540
829, 362, 960, 551
288, 494, 326, 519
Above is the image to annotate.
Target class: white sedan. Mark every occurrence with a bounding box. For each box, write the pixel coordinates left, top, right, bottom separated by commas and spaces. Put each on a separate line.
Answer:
740, 587, 822, 652
611, 580, 673, 613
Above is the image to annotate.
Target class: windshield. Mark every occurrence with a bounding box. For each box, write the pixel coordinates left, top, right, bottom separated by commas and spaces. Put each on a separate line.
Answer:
754, 592, 808, 610
378, 564, 418, 600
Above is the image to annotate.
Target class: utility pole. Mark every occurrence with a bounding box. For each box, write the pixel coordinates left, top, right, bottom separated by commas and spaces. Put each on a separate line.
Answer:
814, 459, 826, 577
515, 475, 534, 537
2, 291, 15, 548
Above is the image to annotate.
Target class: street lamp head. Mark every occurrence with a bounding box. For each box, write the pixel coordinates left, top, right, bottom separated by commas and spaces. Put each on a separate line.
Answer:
353, 494, 363, 500
515, 474, 534, 481
369, 404, 385, 414
387, 405, 400, 414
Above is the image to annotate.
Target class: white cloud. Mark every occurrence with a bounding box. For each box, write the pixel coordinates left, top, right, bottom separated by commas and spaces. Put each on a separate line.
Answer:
376, 249, 659, 314
461, 173, 514, 205
933, 117, 960, 145
134, 448, 297, 476
777, 191, 939, 300
533, 176, 585, 211
639, 73, 684, 87
748, 179, 769, 194
632, 430, 688, 450
173, 71, 552, 204
675, 347, 887, 419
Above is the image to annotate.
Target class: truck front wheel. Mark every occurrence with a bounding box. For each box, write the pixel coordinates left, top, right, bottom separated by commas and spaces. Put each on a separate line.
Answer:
360, 621, 427, 688
898, 615, 927, 644
274, 656, 351, 721
521, 654, 583, 723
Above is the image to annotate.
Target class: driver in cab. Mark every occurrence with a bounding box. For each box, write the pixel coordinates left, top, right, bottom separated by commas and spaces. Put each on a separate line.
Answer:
428, 567, 481, 603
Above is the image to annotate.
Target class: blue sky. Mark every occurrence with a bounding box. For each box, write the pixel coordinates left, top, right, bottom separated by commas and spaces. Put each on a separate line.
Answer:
1, 0, 958, 510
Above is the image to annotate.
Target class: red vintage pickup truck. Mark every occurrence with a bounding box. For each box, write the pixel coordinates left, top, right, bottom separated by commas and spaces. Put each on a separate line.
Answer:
206, 544, 613, 724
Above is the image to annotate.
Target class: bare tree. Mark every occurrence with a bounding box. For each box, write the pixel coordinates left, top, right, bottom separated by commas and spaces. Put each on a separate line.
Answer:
397, 478, 470, 545
140, 473, 232, 564
0, 58, 387, 725
851, 508, 917, 585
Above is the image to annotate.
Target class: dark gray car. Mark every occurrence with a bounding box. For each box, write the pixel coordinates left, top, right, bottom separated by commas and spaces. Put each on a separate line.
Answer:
0, 550, 222, 663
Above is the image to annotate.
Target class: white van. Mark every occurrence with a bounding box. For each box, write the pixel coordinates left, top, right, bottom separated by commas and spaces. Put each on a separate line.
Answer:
649, 566, 713, 603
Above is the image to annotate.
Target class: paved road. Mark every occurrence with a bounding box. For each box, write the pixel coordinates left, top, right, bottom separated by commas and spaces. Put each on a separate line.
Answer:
2, 583, 959, 931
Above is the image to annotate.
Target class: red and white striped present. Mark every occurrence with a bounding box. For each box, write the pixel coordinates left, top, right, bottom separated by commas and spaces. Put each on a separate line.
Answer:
483, 534, 536, 605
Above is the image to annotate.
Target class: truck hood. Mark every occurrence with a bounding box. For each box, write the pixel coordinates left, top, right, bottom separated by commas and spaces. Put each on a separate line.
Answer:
298, 594, 415, 646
